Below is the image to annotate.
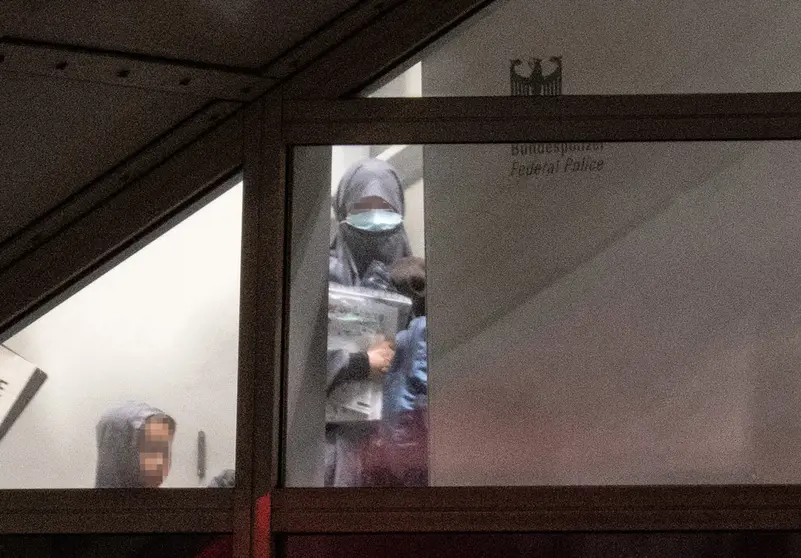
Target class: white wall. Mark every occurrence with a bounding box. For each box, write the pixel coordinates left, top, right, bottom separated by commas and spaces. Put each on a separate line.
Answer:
421, 0, 801, 96
0, 184, 242, 488
425, 142, 801, 485
368, 62, 421, 98
403, 178, 425, 258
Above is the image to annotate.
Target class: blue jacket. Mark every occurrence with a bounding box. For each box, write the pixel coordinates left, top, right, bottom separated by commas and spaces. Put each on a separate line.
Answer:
382, 316, 427, 421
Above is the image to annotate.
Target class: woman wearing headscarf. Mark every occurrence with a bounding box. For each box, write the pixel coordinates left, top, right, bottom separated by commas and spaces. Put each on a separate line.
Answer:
325, 158, 413, 487
329, 158, 412, 287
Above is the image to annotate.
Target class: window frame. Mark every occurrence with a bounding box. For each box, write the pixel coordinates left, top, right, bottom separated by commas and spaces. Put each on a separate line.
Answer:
269, 91, 801, 535
0, 115, 246, 539
3, 19, 801, 558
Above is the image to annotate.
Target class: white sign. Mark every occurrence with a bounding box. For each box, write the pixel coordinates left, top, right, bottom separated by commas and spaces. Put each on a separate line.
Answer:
0, 345, 46, 443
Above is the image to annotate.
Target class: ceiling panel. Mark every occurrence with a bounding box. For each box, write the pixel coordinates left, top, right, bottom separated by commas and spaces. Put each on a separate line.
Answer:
2, 0, 364, 69
0, 73, 208, 244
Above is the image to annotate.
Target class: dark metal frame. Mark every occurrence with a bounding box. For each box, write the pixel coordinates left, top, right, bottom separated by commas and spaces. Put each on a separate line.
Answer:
284, 94, 801, 144
0, 490, 232, 533
272, 486, 801, 533
270, 92, 801, 538
234, 94, 288, 556
4, 1, 801, 555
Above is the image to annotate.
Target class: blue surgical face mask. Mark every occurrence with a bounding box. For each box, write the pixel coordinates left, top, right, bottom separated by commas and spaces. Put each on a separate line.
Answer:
345, 209, 403, 232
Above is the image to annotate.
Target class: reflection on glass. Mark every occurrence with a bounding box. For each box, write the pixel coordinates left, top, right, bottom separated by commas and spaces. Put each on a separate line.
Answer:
0, 181, 242, 488
289, 140, 801, 487
366, 0, 801, 97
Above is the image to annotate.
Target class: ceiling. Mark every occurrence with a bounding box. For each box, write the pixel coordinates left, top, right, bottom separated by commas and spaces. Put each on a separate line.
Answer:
0, 0, 421, 247
1, 0, 364, 69
0, 73, 210, 242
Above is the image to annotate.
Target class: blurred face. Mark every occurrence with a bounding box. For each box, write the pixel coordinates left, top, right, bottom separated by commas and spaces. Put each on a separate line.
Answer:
139, 418, 173, 487
349, 196, 394, 214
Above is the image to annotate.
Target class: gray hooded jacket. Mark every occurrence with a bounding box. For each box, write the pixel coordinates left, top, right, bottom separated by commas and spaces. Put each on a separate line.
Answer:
95, 402, 174, 488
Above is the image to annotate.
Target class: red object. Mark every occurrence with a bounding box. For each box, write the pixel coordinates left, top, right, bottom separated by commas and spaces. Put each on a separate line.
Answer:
194, 493, 271, 558
195, 536, 233, 558
254, 493, 272, 558
362, 410, 428, 486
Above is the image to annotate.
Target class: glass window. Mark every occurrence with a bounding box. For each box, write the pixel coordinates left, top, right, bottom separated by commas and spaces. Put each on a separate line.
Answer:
366, 0, 801, 97
0, 179, 242, 489
286, 140, 801, 487
286, 146, 425, 487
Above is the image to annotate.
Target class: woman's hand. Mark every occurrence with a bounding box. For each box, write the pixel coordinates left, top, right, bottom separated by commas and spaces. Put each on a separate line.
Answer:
367, 337, 395, 379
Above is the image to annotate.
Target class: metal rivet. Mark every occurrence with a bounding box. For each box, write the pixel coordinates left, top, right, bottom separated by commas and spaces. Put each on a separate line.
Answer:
117, 69, 130, 78
55, 61, 68, 70
179, 77, 191, 86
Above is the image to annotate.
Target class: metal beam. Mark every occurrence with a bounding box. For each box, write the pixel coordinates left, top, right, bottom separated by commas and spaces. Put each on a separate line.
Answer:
282, 0, 496, 98
0, 489, 232, 533
234, 89, 287, 558
283, 94, 801, 144
0, 38, 275, 101
272, 485, 801, 533
259, 0, 406, 79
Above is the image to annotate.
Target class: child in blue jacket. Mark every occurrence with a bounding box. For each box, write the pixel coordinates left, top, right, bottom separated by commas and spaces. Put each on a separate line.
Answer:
365, 256, 428, 486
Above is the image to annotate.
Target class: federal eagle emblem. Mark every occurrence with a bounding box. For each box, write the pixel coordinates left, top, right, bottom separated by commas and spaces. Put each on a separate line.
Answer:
510, 55, 563, 96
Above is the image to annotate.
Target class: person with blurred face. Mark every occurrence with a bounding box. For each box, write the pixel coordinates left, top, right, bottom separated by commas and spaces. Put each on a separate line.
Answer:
329, 157, 412, 287
95, 402, 176, 488
326, 158, 413, 487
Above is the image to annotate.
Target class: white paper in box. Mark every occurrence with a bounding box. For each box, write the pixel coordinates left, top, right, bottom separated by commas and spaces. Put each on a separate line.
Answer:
327, 285, 412, 423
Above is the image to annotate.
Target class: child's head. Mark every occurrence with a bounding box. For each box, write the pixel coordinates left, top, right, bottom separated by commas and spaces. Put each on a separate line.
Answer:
95, 402, 176, 488
390, 256, 426, 317
138, 415, 176, 487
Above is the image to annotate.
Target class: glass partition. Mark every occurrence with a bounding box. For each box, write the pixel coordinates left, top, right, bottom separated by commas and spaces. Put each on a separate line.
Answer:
367, 0, 801, 97
286, 139, 801, 487
0, 179, 242, 489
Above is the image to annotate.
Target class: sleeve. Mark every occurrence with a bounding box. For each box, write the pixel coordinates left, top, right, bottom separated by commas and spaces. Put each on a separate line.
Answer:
408, 320, 428, 405
327, 348, 370, 394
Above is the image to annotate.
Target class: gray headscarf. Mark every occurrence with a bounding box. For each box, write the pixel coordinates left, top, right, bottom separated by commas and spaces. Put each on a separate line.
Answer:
95, 402, 175, 488
330, 159, 412, 286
